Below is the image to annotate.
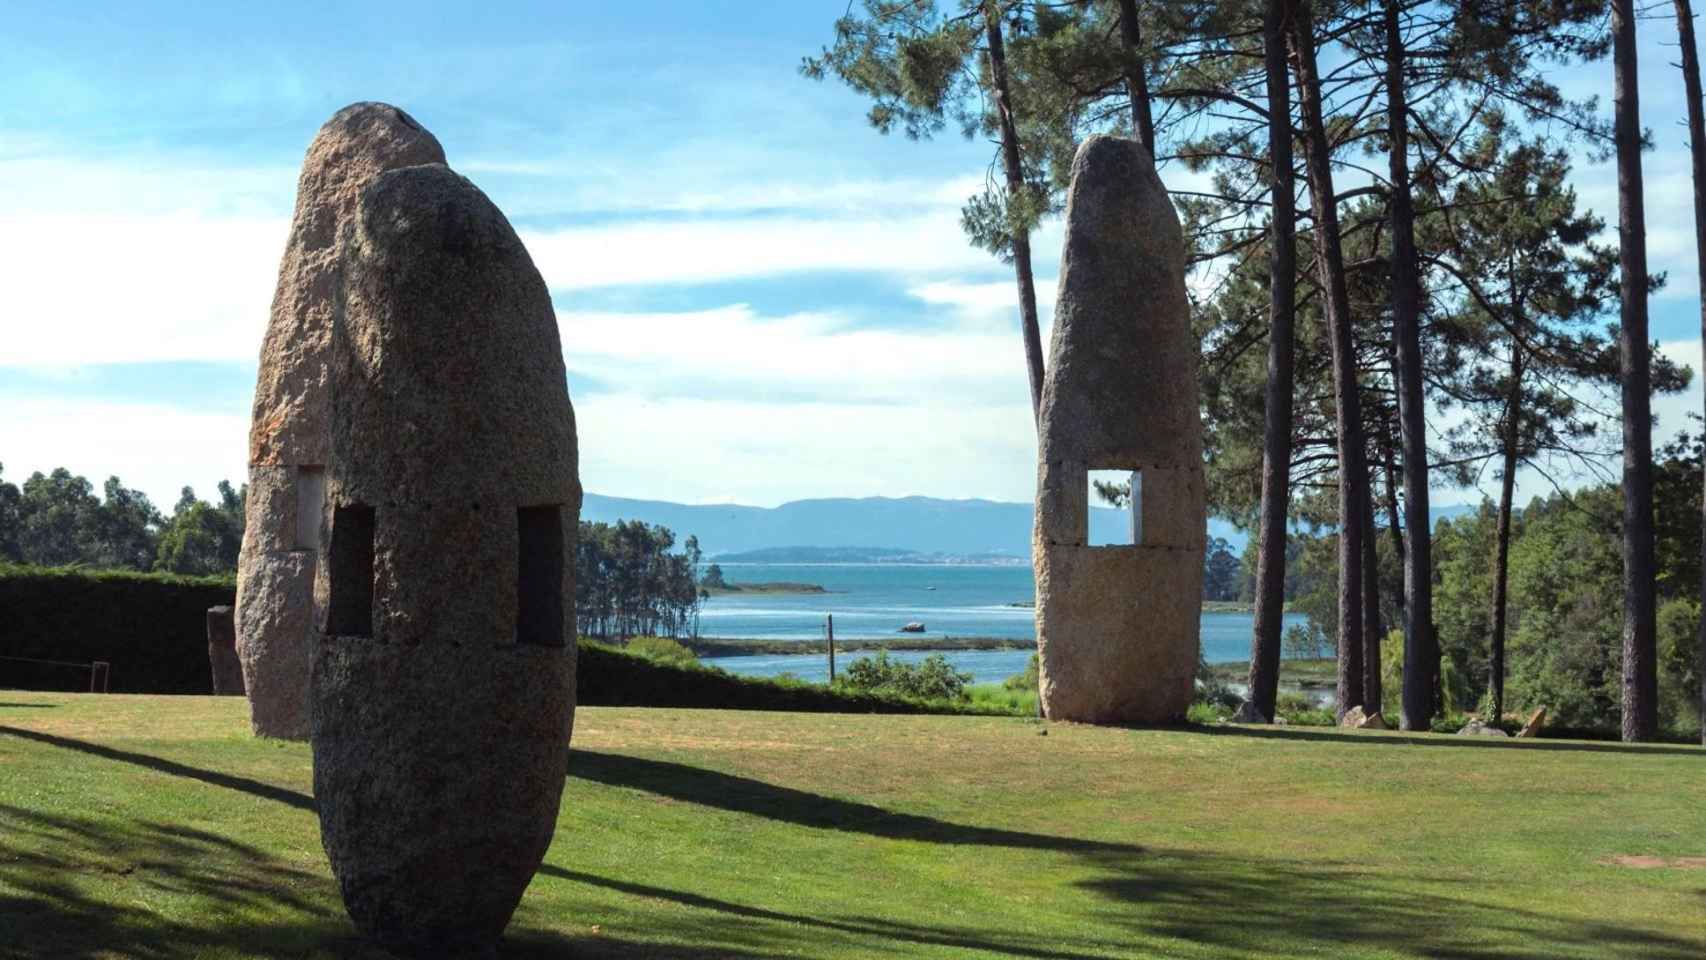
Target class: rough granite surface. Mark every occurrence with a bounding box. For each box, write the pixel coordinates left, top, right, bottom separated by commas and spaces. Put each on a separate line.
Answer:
311, 159, 579, 957
1033, 135, 1205, 725
236, 102, 446, 740
205, 606, 244, 696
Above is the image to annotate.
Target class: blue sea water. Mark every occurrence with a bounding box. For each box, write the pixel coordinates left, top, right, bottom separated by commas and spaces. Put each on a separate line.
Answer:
695, 563, 1312, 685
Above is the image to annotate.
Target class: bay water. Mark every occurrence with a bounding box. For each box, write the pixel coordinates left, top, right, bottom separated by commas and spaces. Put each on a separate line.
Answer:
695, 563, 1312, 685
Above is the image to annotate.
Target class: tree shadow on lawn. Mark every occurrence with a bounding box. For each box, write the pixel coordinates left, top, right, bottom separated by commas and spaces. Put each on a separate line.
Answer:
0, 725, 315, 812
0, 703, 57, 708
1187, 723, 1705, 757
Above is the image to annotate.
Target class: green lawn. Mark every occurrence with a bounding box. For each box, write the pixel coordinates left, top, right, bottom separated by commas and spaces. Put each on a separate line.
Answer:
2, 693, 1704, 959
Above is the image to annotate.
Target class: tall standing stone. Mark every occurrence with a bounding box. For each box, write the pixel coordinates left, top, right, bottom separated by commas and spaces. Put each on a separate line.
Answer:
236, 102, 445, 739
311, 161, 580, 955
206, 606, 244, 695
1033, 135, 1205, 725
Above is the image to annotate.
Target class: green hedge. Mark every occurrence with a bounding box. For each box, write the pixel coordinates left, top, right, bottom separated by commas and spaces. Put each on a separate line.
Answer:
579, 642, 939, 714
0, 565, 946, 712
0, 564, 236, 694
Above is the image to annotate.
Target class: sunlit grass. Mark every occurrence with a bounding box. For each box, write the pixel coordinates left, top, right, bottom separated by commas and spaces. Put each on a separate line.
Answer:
3, 693, 1705, 958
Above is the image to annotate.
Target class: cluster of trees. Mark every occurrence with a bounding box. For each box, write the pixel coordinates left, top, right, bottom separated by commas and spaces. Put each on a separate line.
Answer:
575, 520, 705, 640
0, 463, 245, 576
809, 1, 1706, 740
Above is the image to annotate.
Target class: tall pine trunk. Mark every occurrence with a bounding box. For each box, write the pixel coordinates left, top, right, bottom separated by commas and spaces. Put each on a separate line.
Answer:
1674, 0, 1706, 746
1247, 0, 1297, 723
1290, 0, 1366, 718
1385, 0, 1434, 730
984, 3, 1046, 424
1613, 0, 1657, 742
1117, 0, 1157, 152
1489, 344, 1522, 722
1360, 470, 1381, 711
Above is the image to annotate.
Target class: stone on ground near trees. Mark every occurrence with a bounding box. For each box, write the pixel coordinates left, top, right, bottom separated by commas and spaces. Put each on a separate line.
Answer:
1340, 706, 1387, 730
1033, 135, 1205, 725
236, 102, 446, 740
1231, 700, 1269, 724
310, 148, 580, 956
205, 605, 243, 696
1458, 719, 1509, 737
1518, 707, 1546, 739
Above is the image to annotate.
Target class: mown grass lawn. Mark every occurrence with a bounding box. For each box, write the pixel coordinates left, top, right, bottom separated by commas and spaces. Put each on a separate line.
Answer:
2, 693, 1704, 959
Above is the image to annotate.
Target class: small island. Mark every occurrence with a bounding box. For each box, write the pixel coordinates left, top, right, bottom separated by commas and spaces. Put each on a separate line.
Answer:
700, 563, 826, 596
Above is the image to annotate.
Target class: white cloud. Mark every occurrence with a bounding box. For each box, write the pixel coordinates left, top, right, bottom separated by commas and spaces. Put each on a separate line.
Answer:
521, 208, 1001, 290
0, 398, 248, 508
0, 212, 284, 367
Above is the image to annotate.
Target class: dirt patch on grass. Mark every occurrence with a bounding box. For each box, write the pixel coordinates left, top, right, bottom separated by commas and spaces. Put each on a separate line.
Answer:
1602, 855, 1706, 869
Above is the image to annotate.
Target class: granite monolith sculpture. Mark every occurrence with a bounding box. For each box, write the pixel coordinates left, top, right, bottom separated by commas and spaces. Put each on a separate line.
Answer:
310, 157, 580, 955
1033, 135, 1205, 725
236, 102, 446, 739
205, 606, 244, 695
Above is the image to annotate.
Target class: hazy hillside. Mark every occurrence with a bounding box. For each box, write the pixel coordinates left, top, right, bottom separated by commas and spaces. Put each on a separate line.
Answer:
583, 493, 1482, 560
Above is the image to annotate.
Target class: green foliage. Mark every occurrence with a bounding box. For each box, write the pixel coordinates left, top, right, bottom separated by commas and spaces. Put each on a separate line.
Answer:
1282, 623, 1325, 661
576, 520, 703, 639
153, 482, 244, 575
622, 635, 698, 668
1201, 536, 1241, 602
1003, 652, 1039, 692
1273, 692, 1334, 727
0, 563, 235, 693
838, 651, 972, 701
965, 681, 1037, 716
700, 562, 726, 589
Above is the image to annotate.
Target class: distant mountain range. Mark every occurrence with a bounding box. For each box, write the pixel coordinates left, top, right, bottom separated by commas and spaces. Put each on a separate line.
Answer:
583, 492, 1477, 560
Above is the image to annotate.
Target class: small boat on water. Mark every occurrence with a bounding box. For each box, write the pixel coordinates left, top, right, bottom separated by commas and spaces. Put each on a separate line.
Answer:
899, 621, 926, 633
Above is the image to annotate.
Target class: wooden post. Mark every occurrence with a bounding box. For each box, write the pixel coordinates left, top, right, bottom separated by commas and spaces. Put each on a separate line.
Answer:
827, 614, 836, 685
90, 661, 110, 693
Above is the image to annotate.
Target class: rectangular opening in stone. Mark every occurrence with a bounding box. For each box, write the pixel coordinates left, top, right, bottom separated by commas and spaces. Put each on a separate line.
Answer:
325, 503, 375, 638
294, 466, 325, 552
1088, 469, 1141, 546
516, 504, 565, 646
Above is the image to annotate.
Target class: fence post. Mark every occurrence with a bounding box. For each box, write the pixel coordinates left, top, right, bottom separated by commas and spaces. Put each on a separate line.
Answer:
827, 614, 835, 685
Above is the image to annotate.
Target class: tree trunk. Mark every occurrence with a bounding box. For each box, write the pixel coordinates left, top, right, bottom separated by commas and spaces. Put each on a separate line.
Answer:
1674, 0, 1706, 745
1246, 0, 1298, 723
1117, 0, 1157, 152
1613, 0, 1657, 742
984, 3, 1047, 425
1384, 0, 1434, 731
1289, 1, 1366, 719
1489, 345, 1521, 722
1360, 470, 1381, 711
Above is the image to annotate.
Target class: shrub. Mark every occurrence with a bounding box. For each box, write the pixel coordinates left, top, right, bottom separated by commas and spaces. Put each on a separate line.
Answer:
838, 651, 972, 701
623, 635, 698, 668
1003, 653, 1039, 691
1274, 691, 1334, 727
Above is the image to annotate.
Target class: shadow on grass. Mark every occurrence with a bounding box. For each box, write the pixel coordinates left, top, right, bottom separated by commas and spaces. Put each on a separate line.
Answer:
0, 703, 57, 708
569, 748, 1137, 854
0, 725, 315, 811
1188, 723, 1706, 757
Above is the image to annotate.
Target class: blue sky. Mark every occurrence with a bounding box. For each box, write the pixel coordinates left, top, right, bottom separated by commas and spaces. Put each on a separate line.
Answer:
0, 1, 1701, 512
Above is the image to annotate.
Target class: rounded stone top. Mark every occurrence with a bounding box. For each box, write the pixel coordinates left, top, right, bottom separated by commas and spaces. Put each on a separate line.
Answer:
1039, 134, 1199, 470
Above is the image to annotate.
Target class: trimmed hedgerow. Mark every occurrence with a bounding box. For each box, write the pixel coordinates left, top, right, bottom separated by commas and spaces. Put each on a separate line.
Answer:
0, 564, 236, 694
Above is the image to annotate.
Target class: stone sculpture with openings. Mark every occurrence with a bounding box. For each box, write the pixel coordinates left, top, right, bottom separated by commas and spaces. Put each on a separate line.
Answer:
292, 107, 579, 956
236, 102, 446, 740
1032, 135, 1205, 725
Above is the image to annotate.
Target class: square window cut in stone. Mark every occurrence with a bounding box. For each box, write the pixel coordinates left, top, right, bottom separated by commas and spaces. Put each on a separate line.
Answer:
295, 466, 325, 552
516, 505, 565, 646
324, 504, 375, 638
1087, 469, 1141, 546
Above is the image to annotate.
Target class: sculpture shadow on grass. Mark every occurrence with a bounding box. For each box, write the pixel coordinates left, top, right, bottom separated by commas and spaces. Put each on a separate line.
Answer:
568, 748, 1138, 855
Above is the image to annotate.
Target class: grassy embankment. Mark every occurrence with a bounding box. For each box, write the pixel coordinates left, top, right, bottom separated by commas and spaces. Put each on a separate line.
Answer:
2, 694, 1703, 958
